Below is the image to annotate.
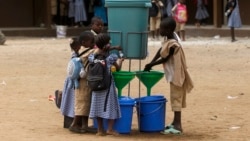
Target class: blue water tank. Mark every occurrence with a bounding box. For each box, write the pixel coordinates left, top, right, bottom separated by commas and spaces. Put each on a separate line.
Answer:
105, 0, 151, 59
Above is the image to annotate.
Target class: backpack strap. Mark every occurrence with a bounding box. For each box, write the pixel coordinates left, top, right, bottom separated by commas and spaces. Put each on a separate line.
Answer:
77, 48, 92, 57
103, 72, 112, 112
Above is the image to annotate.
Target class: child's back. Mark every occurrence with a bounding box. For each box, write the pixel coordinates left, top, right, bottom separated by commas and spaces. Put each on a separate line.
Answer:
172, 0, 187, 41
173, 1, 187, 23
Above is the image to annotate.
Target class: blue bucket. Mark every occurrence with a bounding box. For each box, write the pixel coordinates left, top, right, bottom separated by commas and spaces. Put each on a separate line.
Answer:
135, 95, 165, 102
114, 96, 135, 134
136, 95, 167, 132
93, 96, 135, 134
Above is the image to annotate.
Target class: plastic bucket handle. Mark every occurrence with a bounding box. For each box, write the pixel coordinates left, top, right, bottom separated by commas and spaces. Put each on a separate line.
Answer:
137, 100, 166, 116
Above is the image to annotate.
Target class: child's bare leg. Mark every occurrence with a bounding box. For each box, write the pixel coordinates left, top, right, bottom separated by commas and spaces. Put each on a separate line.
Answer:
69, 116, 84, 133
231, 27, 236, 42
180, 30, 185, 41
81, 116, 97, 133
151, 30, 155, 39
156, 29, 160, 40
106, 119, 119, 136
96, 117, 105, 136
172, 111, 182, 132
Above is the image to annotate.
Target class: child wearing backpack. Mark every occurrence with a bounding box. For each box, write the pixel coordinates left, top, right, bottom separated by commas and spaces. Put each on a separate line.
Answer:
53, 37, 81, 108
88, 33, 124, 136
58, 37, 81, 128
172, 0, 187, 41
69, 31, 97, 133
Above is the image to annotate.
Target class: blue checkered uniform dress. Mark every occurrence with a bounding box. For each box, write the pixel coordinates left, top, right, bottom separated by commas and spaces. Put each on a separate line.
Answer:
74, 0, 87, 23
227, 0, 242, 28
195, 0, 209, 20
89, 53, 121, 120
60, 52, 77, 118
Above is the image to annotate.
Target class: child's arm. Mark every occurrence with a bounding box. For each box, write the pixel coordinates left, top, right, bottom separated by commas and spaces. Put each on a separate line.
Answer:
108, 45, 122, 51
144, 47, 175, 71
171, 4, 177, 16
144, 47, 162, 71
151, 47, 162, 63
113, 58, 124, 71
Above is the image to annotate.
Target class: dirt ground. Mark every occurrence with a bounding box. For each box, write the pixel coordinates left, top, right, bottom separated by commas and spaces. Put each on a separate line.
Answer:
0, 36, 250, 141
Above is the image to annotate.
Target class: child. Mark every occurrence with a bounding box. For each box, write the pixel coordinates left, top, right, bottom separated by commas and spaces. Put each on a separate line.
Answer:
59, 37, 81, 128
172, 0, 187, 41
90, 16, 104, 36
69, 31, 96, 133
54, 37, 81, 109
89, 16, 122, 51
88, 33, 124, 136
74, 0, 88, 27
225, 0, 241, 42
163, 0, 178, 18
195, 0, 209, 27
149, 0, 164, 40
144, 17, 193, 135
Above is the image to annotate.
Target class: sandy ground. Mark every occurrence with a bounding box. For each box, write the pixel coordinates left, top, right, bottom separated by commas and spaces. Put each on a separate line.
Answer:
0, 36, 250, 141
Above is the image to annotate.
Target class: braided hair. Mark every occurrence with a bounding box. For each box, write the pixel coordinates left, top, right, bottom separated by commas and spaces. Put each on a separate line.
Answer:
70, 37, 80, 50
70, 37, 81, 55
95, 33, 111, 49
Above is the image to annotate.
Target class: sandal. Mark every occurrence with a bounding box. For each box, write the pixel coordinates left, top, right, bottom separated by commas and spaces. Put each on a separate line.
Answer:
165, 124, 174, 130
54, 90, 61, 109
160, 128, 182, 135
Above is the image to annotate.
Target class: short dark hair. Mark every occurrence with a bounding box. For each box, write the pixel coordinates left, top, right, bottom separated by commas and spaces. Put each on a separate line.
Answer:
95, 33, 110, 49
160, 17, 176, 32
70, 37, 80, 50
91, 16, 103, 25
78, 31, 94, 44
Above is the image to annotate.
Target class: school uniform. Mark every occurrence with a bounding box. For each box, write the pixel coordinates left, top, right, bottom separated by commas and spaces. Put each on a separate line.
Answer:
227, 0, 242, 28
160, 39, 193, 111
89, 53, 121, 120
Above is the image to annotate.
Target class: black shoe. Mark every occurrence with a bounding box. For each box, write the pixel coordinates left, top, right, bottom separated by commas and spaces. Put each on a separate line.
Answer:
83, 127, 97, 133
54, 90, 61, 109
69, 126, 86, 134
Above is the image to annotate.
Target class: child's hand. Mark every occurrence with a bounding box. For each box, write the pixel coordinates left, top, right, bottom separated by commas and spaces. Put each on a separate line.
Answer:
118, 58, 125, 64
79, 68, 87, 78
114, 46, 122, 51
144, 63, 152, 72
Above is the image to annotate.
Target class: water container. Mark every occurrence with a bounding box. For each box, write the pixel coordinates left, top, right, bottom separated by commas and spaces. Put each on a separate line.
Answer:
93, 96, 135, 134
136, 95, 167, 132
105, 0, 151, 59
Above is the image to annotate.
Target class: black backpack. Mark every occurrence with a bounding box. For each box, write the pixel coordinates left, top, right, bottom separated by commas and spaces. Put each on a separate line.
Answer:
86, 54, 111, 91
149, 2, 159, 17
